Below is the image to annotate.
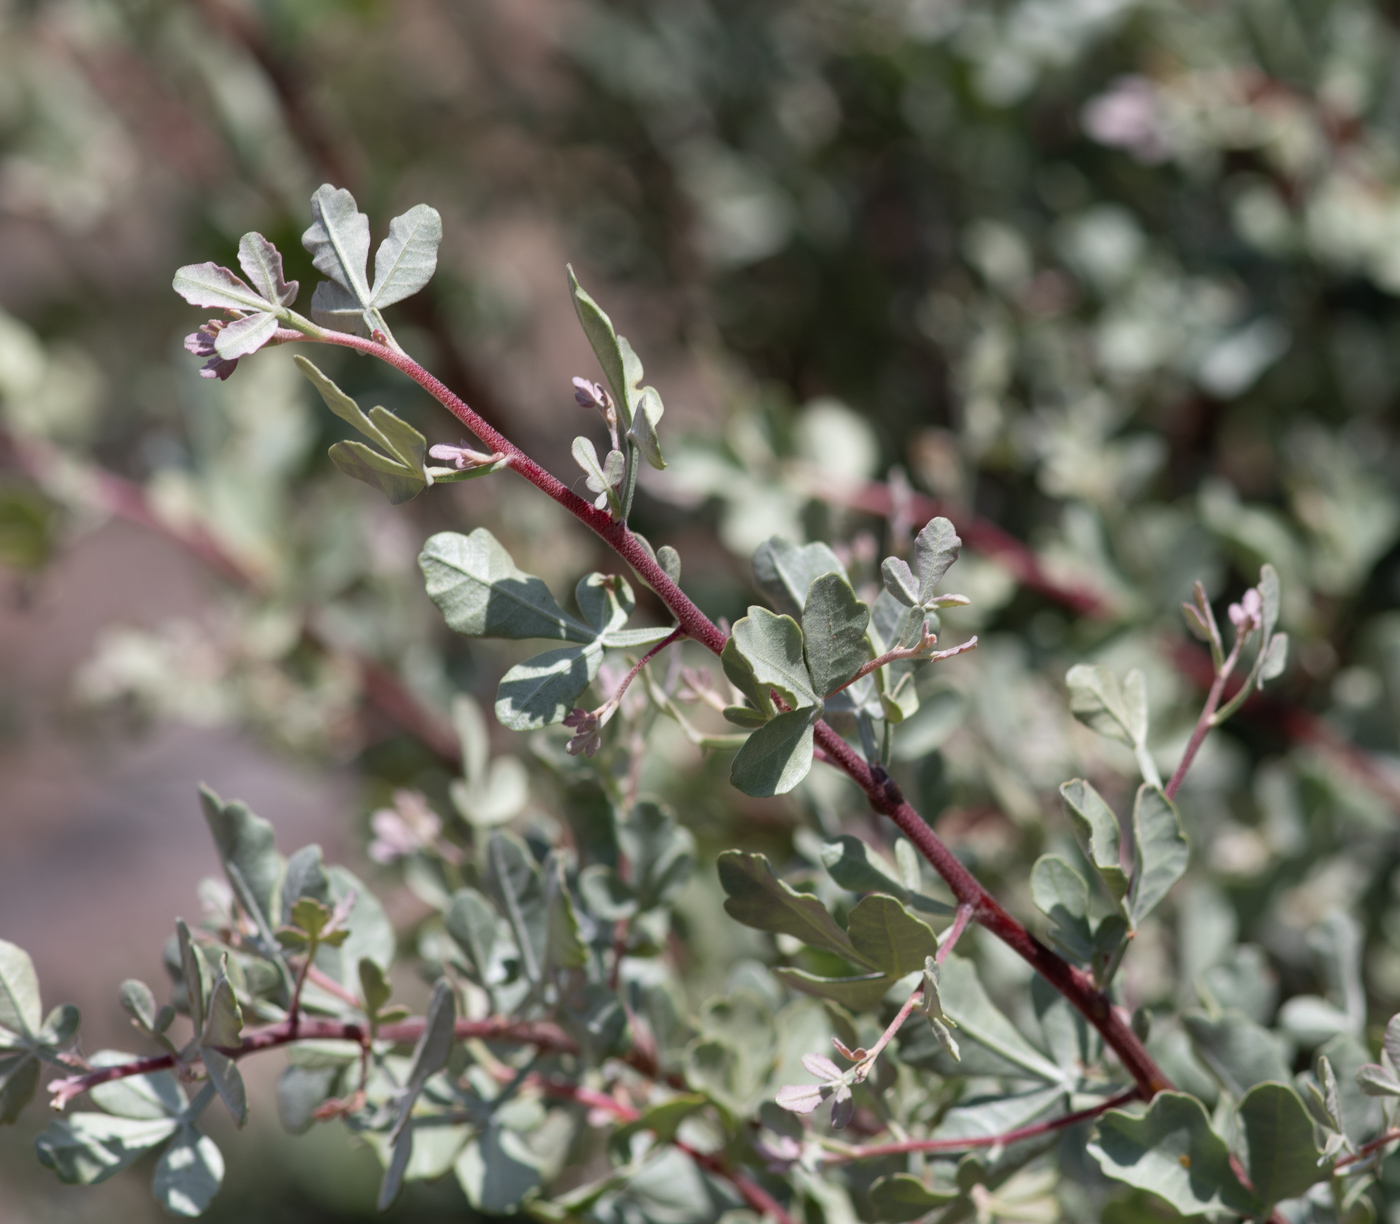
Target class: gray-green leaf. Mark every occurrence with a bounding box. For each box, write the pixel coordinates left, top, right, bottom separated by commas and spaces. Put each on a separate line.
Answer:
718, 851, 871, 966
1130, 785, 1189, 926
0, 1052, 38, 1122
212, 312, 279, 360
295, 356, 427, 503
237, 232, 298, 307
444, 889, 499, 985
1183, 1010, 1293, 1096
370, 203, 442, 308
730, 606, 817, 708
154, 1125, 224, 1217
303, 184, 372, 305
0, 940, 41, 1039
1059, 780, 1128, 905
198, 787, 282, 944
1088, 1092, 1256, 1216
455, 1121, 542, 1214
819, 837, 955, 916
628, 386, 666, 470
496, 643, 603, 731
880, 557, 920, 607
1238, 1082, 1326, 1209
1066, 664, 1141, 748
421, 529, 593, 642
567, 266, 632, 430
845, 895, 939, 977
753, 537, 845, 617
171, 262, 279, 315
913, 517, 961, 601
803, 572, 871, 697
36, 1113, 178, 1185
1030, 855, 1094, 963
729, 706, 817, 797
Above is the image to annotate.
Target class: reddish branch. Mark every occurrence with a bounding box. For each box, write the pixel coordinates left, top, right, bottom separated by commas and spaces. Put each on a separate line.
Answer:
298, 327, 1176, 1100
823, 1087, 1141, 1162
535, 1080, 795, 1224
56, 1009, 792, 1224
1165, 627, 1248, 801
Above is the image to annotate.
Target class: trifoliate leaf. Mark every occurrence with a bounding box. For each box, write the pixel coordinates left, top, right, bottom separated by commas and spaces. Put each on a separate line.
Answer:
573, 437, 624, 513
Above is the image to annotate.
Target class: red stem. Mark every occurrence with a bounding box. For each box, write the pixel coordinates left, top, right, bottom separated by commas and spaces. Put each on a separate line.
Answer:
532, 1077, 797, 1224
54, 1015, 583, 1100
1164, 634, 1243, 800
937, 904, 975, 964
1334, 1129, 1400, 1171
298, 329, 1174, 1100
824, 1087, 1141, 1161
603, 628, 686, 711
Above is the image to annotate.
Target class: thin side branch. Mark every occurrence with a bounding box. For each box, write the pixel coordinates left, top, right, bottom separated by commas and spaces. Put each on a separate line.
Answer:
50, 1015, 583, 1106
821, 1087, 1141, 1162
825, 630, 978, 700
1165, 628, 1246, 800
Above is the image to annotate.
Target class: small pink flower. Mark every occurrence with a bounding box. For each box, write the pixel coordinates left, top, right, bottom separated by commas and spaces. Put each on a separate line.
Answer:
1228, 587, 1263, 635
367, 790, 442, 864
572, 377, 610, 414
563, 707, 602, 757
1082, 76, 1170, 163
428, 442, 501, 470
184, 321, 239, 380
